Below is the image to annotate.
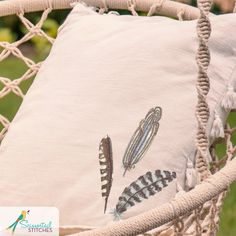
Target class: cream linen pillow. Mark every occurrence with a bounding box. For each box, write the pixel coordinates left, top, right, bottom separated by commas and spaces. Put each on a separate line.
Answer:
0, 3, 235, 229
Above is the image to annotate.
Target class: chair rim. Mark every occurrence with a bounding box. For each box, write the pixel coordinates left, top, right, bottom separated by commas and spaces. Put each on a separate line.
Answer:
78, 157, 236, 236
0, 0, 201, 20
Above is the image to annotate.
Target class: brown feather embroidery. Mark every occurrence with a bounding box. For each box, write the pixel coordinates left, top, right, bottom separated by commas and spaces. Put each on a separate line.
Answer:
122, 107, 162, 176
112, 170, 176, 219
99, 135, 113, 213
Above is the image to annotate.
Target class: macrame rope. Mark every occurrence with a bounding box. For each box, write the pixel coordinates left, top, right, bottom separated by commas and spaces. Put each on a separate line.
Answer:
195, 0, 213, 181
147, 0, 165, 17
127, 0, 138, 16
16, 0, 24, 14
0, 8, 53, 141
0, 114, 10, 141
177, 8, 185, 21
99, 0, 108, 14
0, 0, 202, 20
46, 0, 53, 9
193, 2, 219, 234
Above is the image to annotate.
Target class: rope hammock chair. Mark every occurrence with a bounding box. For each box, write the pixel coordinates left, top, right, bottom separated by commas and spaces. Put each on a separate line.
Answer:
0, 0, 236, 235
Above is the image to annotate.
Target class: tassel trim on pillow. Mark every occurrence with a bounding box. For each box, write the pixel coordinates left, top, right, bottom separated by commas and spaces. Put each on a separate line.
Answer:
185, 158, 198, 190
175, 182, 185, 198
221, 85, 236, 110
210, 111, 225, 139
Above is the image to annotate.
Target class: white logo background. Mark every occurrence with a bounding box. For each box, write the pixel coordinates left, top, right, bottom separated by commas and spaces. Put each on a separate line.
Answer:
0, 207, 59, 236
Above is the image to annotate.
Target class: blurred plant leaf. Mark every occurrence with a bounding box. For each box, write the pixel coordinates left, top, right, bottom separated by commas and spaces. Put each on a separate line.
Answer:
19, 17, 58, 56
0, 28, 16, 43
43, 18, 59, 38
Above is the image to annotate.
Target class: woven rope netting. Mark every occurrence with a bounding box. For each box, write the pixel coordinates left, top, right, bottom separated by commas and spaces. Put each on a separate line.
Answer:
0, 0, 235, 235
0, 7, 54, 140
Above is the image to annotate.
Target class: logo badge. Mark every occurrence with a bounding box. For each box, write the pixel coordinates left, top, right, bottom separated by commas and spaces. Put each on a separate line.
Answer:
0, 207, 59, 235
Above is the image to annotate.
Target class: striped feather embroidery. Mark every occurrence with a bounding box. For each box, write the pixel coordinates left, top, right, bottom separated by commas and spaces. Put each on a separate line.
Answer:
99, 135, 113, 213
122, 107, 162, 176
113, 170, 176, 219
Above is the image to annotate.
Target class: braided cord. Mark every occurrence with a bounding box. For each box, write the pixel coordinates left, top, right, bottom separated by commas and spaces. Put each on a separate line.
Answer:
195, 0, 213, 181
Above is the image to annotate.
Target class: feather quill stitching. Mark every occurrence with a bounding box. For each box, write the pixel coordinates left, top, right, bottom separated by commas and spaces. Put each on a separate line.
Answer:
113, 170, 176, 219
122, 107, 162, 176
99, 135, 113, 213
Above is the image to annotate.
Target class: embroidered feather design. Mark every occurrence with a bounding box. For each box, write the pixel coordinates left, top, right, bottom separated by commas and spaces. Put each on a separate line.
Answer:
122, 107, 162, 176
99, 135, 113, 213
113, 170, 176, 219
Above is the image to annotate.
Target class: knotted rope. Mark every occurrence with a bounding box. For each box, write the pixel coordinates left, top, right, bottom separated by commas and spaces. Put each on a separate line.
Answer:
147, 0, 165, 17
177, 8, 185, 21
0, 114, 10, 141
195, 0, 213, 181
127, 0, 138, 16
0, 5, 53, 141
99, 0, 108, 14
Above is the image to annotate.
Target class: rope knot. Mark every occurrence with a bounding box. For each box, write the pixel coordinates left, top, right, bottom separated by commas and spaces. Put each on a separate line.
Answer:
99, 0, 108, 14
3, 42, 15, 52
147, 0, 165, 16
31, 26, 41, 35
16, 1, 25, 15
46, 0, 53, 10
127, 0, 138, 16
177, 8, 186, 21
30, 63, 41, 72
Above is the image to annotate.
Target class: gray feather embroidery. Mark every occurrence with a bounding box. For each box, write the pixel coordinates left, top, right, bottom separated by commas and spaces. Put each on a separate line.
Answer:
113, 170, 176, 219
99, 135, 113, 213
122, 107, 162, 176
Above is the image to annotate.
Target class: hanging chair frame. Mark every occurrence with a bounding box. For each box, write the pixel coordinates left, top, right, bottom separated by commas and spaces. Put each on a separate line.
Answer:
0, 0, 202, 20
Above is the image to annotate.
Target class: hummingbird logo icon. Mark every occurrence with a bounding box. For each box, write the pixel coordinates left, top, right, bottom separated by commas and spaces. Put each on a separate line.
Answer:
6, 210, 30, 234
